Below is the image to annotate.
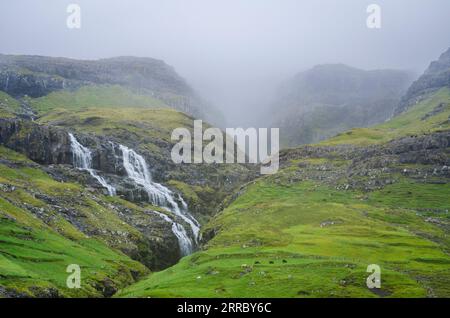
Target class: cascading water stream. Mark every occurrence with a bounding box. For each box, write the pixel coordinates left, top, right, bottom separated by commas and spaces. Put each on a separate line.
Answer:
68, 133, 116, 196
68, 133, 199, 256
119, 144, 200, 255
4, 74, 9, 91
150, 211, 193, 256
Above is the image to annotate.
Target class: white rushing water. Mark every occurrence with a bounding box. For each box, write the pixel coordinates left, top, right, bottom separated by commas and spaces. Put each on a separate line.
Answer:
68, 133, 199, 256
68, 133, 116, 196
119, 144, 200, 255
151, 211, 193, 256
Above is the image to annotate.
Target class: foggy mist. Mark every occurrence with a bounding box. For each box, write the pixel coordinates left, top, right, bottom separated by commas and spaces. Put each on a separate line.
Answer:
1, 0, 449, 126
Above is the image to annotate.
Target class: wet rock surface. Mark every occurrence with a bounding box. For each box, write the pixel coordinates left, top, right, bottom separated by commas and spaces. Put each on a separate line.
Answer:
0, 118, 72, 165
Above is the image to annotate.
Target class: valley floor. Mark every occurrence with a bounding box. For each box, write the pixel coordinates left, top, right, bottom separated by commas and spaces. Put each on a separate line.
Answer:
117, 175, 450, 297
1, 85, 449, 298
118, 89, 450, 298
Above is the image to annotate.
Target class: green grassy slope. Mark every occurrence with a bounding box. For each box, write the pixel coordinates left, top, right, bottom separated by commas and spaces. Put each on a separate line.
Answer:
28, 85, 193, 163
31, 84, 207, 152
27, 85, 169, 114
1, 84, 252, 297
117, 178, 449, 298
0, 91, 21, 118
0, 216, 143, 297
37, 106, 191, 158
322, 87, 450, 146
117, 89, 450, 298
29, 85, 253, 220
0, 54, 223, 124
0, 146, 152, 297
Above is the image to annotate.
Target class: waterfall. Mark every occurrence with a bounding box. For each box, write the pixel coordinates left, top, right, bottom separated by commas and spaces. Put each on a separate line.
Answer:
151, 211, 193, 256
68, 133, 116, 196
119, 144, 200, 255
4, 74, 9, 91
68, 133, 199, 256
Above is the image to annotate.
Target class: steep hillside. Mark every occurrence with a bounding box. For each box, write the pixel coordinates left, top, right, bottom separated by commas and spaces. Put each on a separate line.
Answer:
0, 93, 252, 296
0, 54, 223, 125
395, 47, 450, 115
324, 87, 449, 145
270, 64, 413, 147
0, 92, 253, 250
0, 145, 150, 297
0, 57, 254, 297
118, 88, 450, 298
24, 86, 253, 219
0, 91, 20, 118
0, 62, 254, 218
1, 50, 449, 298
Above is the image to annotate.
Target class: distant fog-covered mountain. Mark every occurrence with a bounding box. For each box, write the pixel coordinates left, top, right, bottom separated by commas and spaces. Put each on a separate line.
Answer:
270, 64, 414, 146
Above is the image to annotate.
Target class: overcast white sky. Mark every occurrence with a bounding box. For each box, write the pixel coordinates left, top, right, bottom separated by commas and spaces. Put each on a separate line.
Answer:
1, 0, 449, 125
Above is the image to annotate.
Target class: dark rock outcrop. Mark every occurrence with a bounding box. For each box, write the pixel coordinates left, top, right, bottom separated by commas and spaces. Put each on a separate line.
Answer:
0, 118, 72, 165
276, 131, 450, 192
395, 47, 450, 115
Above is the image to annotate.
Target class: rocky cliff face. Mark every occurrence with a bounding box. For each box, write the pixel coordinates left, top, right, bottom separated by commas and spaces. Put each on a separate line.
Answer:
395, 47, 450, 115
0, 118, 72, 164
